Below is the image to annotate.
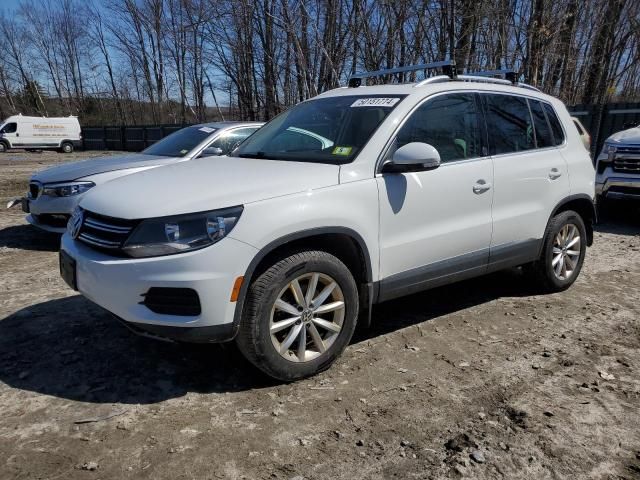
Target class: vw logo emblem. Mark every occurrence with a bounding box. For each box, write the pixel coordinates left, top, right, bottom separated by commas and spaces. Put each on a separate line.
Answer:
68, 208, 84, 239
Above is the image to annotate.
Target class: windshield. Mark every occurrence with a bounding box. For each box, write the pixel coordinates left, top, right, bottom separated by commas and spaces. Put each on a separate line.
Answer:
235, 95, 406, 164
142, 125, 218, 157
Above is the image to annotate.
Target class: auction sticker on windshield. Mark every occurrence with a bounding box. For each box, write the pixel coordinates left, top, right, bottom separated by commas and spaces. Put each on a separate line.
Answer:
351, 98, 400, 107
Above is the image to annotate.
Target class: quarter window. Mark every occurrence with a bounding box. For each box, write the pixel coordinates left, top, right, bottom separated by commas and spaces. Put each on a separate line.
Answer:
529, 100, 554, 148
394, 93, 482, 163
484, 94, 535, 155
543, 103, 565, 146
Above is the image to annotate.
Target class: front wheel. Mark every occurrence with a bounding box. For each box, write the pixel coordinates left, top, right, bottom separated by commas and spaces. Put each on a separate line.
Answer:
0, 142, 7, 153
527, 210, 587, 292
236, 250, 359, 381
61, 142, 74, 153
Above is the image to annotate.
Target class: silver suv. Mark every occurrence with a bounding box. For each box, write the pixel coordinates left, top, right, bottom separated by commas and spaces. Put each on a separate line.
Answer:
595, 123, 640, 204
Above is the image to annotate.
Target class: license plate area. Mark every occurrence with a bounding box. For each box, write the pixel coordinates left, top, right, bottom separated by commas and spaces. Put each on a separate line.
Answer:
59, 250, 77, 290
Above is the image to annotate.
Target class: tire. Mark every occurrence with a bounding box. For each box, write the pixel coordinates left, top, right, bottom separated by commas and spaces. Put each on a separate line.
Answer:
61, 142, 73, 153
527, 210, 587, 292
236, 250, 359, 381
0, 142, 7, 153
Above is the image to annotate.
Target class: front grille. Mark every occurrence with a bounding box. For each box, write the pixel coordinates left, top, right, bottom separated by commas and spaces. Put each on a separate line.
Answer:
613, 157, 640, 173
613, 145, 640, 173
77, 210, 138, 254
615, 145, 640, 155
141, 287, 202, 316
608, 186, 640, 196
29, 182, 41, 198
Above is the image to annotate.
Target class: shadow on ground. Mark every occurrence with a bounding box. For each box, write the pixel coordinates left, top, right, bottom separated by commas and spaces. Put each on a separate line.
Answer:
0, 224, 60, 252
0, 269, 538, 405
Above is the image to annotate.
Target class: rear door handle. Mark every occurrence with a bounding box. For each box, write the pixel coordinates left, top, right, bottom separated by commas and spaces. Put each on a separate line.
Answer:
549, 168, 562, 180
473, 180, 492, 194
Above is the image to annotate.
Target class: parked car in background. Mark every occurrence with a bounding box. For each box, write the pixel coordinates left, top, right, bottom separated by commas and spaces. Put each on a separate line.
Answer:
58, 62, 595, 381
571, 116, 591, 152
0, 115, 81, 153
7, 122, 262, 233
595, 122, 640, 207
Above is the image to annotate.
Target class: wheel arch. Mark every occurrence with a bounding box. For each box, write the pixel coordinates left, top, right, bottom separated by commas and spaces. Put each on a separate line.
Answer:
547, 194, 596, 248
232, 227, 374, 333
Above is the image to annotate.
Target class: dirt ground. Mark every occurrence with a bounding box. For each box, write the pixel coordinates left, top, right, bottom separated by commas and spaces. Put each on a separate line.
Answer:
1, 151, 640, 480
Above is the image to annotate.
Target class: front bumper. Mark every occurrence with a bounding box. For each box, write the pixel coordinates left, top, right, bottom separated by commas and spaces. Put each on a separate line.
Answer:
60, 233, 258, 342
24, 192, 85, 233
595, 176, 640, 200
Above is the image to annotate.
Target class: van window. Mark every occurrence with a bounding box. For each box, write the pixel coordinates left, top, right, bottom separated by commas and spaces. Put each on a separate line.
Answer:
484, 94, 535, 155
543, 103, 565, 146
529, 100, 554, 148
394, 92, 482, 163
1, 122, 17, 134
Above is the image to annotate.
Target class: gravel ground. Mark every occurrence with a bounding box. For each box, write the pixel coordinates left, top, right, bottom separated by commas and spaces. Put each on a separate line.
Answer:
1, 151, 640, 480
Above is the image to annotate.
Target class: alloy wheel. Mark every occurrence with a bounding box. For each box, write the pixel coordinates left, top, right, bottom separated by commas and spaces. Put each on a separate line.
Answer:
269, 272, 345, 362
552, 223, 581, 281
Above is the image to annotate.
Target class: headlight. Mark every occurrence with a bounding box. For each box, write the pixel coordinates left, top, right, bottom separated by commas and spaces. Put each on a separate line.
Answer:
122, 206, 243, 258
605, 143, 617, 160
42, 181, 95, 197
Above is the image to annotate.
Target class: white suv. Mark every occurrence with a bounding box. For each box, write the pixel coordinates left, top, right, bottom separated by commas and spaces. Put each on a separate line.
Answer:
59, 64, 596, 381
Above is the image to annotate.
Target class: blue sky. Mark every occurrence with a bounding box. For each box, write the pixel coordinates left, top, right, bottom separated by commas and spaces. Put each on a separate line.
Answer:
2, 0, 21, 10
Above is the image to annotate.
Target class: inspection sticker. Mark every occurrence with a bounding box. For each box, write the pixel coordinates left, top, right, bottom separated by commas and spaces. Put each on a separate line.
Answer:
199, 127, 215, 133
332, 146, 352, 156
351, 97, 400, 108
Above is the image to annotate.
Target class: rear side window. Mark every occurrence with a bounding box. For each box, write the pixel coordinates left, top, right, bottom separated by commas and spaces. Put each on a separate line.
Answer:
484, 94, 535, 155
542, 103, 565, 146
529, 100, 554, 148
395, 92, 483, 163
573, 119, 585, 135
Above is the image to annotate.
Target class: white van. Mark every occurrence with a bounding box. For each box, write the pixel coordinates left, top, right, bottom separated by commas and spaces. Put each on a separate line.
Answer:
0, 115, 81, 153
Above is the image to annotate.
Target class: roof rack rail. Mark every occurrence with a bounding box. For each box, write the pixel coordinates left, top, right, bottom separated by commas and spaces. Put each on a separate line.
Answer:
348, 60, 457, 88
466, 69, 518, 84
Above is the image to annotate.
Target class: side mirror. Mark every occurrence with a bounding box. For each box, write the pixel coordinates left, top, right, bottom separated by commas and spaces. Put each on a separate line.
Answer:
382, 142, 441, 173
198, 146, 224, 158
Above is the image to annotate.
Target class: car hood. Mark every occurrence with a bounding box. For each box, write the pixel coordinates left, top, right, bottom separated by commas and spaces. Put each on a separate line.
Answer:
607, 127, 640, 145
80, 156, 341, 219
32, 153, 181, 183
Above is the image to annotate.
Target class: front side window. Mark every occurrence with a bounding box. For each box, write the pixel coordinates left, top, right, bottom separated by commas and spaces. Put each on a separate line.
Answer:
235, 95, 405, 164
143, 125, 218, 157
209, 127, 259, 155
393, 92, 483, 163
485, 94, 535, 155
1, 122, 17, 134
529, 100, 554, 148
543, 103, 565, 146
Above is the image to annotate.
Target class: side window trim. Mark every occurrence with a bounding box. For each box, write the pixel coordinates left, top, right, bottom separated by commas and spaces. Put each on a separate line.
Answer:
525, 98, 539, 149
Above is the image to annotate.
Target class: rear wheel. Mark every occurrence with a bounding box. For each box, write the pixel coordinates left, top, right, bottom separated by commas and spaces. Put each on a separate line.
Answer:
236, 250, 359, 381
61, 142, 73, 153
526, 210, 587, 292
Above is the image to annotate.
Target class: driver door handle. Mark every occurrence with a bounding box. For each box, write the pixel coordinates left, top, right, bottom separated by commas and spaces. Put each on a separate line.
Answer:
549, 168, 562, 180
473, 180, 492, 194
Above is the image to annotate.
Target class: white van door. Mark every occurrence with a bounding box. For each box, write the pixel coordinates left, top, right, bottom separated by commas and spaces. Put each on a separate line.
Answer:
377, 92, 494, 301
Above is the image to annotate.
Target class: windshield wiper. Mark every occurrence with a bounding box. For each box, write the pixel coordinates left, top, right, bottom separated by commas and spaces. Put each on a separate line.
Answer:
237, 151, 280, 160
